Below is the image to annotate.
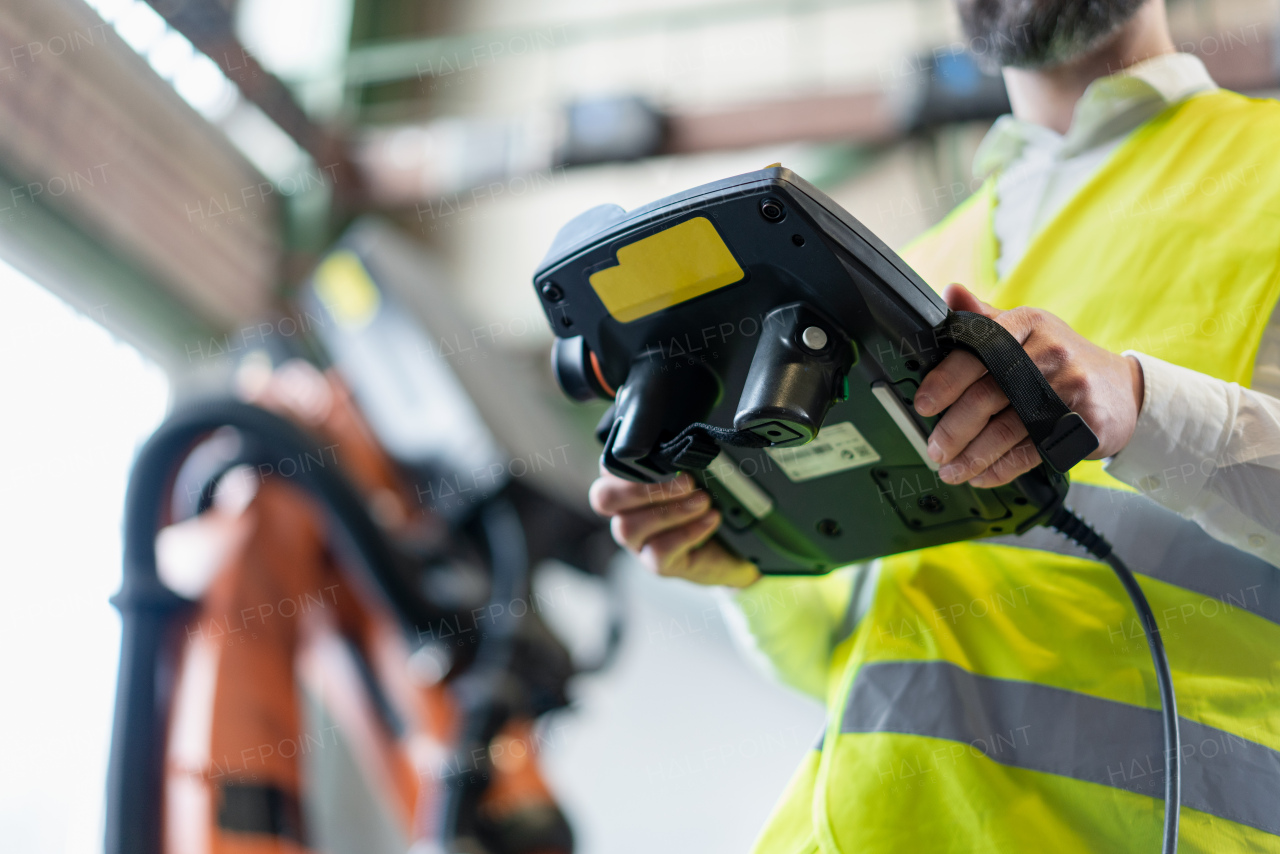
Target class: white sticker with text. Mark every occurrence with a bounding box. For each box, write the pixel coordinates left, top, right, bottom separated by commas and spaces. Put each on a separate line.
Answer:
765, 421, 880, 482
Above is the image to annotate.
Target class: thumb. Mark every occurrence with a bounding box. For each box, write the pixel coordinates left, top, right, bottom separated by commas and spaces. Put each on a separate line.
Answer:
942, 282, 1000, 319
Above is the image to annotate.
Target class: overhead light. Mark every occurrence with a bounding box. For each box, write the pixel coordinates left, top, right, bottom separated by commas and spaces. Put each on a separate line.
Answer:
146, 28, 195, 81
111, 0, 167, 55
84, 0, 139, 26
219, 100, 311, 183
173, 52, 239, 123
81, 0, 313, 183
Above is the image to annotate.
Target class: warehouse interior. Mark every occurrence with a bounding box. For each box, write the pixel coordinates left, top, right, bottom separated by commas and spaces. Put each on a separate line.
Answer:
2, 0, 1278, 852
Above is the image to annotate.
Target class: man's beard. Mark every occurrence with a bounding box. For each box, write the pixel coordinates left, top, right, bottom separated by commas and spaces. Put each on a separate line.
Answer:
955, 0, 1149, 70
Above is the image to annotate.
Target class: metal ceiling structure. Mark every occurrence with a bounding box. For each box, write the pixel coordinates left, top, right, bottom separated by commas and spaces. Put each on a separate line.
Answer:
344, 0, 913, 89
4, 0, 1278, 368
0, 0, 278, 365
145, 0, 363, 207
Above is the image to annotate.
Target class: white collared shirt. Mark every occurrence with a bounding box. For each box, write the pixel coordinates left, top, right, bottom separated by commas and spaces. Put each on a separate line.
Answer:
979, 53, 1280, 566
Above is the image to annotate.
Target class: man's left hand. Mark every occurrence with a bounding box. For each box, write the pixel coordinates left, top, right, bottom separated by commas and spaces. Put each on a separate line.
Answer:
914, 283, 1145, 487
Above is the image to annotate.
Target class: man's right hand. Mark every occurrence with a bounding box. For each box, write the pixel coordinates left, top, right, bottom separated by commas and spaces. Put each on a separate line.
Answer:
588, 467, 761, 588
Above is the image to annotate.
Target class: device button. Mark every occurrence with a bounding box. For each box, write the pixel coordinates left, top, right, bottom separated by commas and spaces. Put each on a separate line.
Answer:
801, 326, 828, 352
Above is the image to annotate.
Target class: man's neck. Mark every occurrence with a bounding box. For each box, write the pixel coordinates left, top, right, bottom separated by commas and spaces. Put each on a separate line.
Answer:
1001, 0, 1177, 134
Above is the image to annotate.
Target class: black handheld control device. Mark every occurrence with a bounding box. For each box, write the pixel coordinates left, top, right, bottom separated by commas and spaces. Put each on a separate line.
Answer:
533, 166, 1096, 575
532, 167, 1180, 853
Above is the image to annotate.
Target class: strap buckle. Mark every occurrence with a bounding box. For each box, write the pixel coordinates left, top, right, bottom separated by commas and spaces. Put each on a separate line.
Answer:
1039, 412, 1098, 475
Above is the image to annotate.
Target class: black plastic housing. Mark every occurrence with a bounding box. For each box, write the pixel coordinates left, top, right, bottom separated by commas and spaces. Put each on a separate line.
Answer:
734, 303, 855, 446
533, 166, 1066, 574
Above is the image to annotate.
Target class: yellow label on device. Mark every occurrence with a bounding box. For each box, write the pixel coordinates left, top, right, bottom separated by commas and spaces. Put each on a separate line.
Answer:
588, 217, 744, 323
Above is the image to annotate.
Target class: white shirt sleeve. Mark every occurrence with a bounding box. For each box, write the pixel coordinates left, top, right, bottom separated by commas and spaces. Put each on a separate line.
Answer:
1104, 351, 1280, 568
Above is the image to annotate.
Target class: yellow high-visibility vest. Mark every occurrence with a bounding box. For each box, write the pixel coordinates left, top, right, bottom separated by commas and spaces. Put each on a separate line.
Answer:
751, 89, 1280, 854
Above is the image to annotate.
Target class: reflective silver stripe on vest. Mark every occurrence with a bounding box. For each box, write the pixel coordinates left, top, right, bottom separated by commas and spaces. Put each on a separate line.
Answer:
990, 482, 1280, 626
841, 660, 1280, 836
832, 561, 881, 648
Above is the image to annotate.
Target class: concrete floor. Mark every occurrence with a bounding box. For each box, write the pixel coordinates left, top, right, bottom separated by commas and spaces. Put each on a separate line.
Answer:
538, 556, 826, 854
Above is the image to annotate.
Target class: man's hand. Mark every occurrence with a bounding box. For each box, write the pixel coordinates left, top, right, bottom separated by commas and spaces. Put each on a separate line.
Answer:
588, 467, 761, 588
915, 283, 1145, 487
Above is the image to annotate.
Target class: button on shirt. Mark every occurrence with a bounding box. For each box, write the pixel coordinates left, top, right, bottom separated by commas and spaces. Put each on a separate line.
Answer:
976, 53, 1280, 566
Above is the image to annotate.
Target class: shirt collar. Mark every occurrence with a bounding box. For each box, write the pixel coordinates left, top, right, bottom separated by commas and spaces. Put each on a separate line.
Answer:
973, 53, 1217, 178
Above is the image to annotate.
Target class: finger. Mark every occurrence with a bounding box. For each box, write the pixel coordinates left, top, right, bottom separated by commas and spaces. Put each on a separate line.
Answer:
679, 538, 762, 588
970, 438, 1042, 488
917, 304, 1045, 418
938, 407, 1029, 485
598, 458, 699, 490
610, 491, 712, 552
915, 349, 988, 417
926, 375, 1010, 464
942, 283, 999, 318
990, 305, 1040, 347
641, 510, 722, 576
589, 470, 696, 516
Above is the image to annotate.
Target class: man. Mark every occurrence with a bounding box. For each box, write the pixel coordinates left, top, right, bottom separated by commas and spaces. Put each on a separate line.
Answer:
590, 0, 1280, 850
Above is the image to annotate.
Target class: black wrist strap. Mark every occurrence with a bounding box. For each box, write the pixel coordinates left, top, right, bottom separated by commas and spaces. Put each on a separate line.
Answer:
939, 311, 1097, 474
645, 310, 1098, 477
649, 422, 769, 474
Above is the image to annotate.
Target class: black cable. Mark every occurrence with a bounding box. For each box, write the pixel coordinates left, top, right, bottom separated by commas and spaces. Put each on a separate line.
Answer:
107, 399, 459, 854
1047, 506, 1180, 854
439, 498, 531, 849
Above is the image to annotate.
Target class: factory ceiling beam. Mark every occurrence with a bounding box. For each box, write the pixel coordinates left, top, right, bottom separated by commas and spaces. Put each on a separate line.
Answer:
663, 89, 899, 154
344, 0, 884, 86
351, 20, 1278, 210
0, 0, 282, 351
667, 28, 1280, 153
144, 0, 361, 206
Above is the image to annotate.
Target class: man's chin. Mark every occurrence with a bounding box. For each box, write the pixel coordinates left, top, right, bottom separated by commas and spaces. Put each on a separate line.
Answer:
958, 0, 1147, 72
1009, 26, 1130, 70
